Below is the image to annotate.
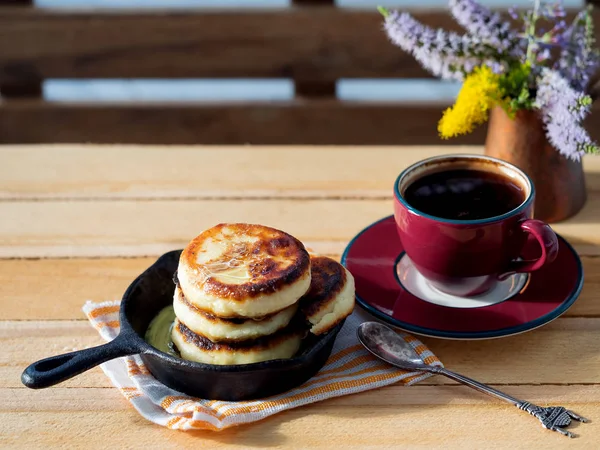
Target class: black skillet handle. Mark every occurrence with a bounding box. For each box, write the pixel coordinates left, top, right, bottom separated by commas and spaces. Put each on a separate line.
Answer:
21, 332, 140, 389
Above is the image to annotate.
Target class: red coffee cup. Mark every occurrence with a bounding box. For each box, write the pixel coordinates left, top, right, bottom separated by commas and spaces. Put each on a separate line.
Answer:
393, 154, 559, 297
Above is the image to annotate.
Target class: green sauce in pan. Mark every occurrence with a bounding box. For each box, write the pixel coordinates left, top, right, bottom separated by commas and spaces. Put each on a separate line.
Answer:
144, 306, 179, 357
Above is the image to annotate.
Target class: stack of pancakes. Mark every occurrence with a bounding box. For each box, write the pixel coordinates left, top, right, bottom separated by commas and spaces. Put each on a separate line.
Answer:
171, 223, 355, 365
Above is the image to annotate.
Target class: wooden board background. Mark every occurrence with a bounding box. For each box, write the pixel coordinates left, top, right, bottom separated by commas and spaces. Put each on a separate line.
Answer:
1, 5, 600, 144
0, 101, 492, 145
0, 7, 598, 81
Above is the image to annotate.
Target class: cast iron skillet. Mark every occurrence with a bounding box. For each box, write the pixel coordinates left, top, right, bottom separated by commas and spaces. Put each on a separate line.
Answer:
21, 250, 344, 401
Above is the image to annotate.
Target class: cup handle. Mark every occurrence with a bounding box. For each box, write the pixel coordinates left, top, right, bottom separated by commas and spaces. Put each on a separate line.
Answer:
501, 219, 559, 278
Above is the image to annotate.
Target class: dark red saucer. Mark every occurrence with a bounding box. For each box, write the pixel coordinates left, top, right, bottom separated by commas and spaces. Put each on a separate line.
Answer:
341, 216, 583, 339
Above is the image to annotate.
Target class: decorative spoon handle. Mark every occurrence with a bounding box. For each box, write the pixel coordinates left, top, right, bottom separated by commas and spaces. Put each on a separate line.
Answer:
435, 367, 521, 405
432, 367, 588, 438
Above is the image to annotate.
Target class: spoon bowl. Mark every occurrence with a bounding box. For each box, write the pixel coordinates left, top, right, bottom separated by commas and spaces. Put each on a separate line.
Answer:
357, 322, 432, 372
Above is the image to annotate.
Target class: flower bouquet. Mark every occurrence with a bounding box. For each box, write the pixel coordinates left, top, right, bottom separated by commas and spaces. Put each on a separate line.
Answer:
380, 0, 600, 221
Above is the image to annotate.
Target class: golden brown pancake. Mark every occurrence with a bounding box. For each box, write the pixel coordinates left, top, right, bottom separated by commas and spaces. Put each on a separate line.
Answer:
172, 285, 298, 342
171, 319, 304, 365
177, 223, 311, 318
300, 256, 355, 335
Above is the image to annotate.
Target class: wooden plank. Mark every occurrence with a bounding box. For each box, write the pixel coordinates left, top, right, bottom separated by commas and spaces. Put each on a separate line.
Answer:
2, 407, 598, 449
0, 145, 477, 199
0, 80, 41, 98
0, 258, 155, 320
2, 145, 600, 200
4, 385, 600, 411
1, 386, 598, 449
1, 196, 600, 257
0, 198, 389, 258
2, 101, 600, 145
0, 101, 492, 145
3, 319, 600, 389
0, 0, 33, 7
0, 8, 471, 82
292, 0, 336, 98
1, 256, 599, 320
0, 0, 41, 98
294, 81, 337, 98
0, 7, 597, 82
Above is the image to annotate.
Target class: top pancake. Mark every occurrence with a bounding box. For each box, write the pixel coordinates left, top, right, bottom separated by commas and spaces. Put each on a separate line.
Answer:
178, 223, 311, 318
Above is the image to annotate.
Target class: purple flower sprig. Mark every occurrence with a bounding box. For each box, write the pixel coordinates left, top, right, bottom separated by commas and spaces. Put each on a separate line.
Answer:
541, 1, 566, 19
381, 8, 508, 80
555, 7, 600, 91
449, 0, 524, 57
534, 69, 598, 160
512, 1, 600, 88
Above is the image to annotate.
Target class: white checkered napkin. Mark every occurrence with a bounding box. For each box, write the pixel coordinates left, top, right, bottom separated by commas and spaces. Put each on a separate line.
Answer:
83, 300, 443, 431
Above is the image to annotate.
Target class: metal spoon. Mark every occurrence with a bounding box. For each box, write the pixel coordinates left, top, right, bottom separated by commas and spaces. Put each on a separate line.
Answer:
357, 321, 589, 438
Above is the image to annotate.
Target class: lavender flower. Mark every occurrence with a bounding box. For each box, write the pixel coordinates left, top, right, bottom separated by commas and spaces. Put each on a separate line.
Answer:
382, 10, 495, 80
555, 8, 600, 91
485, 60, 506, 74
448, 0, 523, 57
534, 69, 598, 160
540, 1, 566, 19
536, 46, 552, 64
548, 20, 567, 40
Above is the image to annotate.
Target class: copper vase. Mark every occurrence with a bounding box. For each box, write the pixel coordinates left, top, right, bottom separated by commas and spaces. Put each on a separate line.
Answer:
484, 106, 587, 223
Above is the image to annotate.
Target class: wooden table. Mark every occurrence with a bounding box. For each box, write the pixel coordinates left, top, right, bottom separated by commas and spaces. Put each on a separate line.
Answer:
1, 145, 599, 449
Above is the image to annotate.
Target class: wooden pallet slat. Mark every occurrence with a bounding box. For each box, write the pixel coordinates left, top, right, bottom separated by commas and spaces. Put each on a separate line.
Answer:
0, 0, 41, 98
0, 8, 434, 82
0, 100, 491, 145
1, 257, 599, 320
0, 145, 478, 198
2, 145, 600, 200
2, 319, 600, 387
2, 100, 600, 145
3, 385, 600, 411
0, 195, 599, 258
1, 6, 599, 145
0, 7, 596, 82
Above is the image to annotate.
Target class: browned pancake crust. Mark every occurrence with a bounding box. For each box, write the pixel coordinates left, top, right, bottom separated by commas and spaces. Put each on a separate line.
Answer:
300, 256, 347, 318
312, 318, 343, 335
181, 223, 310, 301
174, 319, 305, 352
175, 281, 287, 323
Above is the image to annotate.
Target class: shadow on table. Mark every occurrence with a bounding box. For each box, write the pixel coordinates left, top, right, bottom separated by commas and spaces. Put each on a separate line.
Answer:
175, 385, 444, 448
419, 318, 599, 386
177, 396, 441, 447
558, 171, 600, 225
558, 181, 600, 224
179, 417, 289, 447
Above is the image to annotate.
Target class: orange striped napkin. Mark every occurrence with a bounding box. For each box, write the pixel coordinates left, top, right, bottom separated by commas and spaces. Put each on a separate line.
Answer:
83, 300, 443, 431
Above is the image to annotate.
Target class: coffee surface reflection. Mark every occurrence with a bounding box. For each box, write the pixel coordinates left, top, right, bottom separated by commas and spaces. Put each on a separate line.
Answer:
404, 169, 526, 221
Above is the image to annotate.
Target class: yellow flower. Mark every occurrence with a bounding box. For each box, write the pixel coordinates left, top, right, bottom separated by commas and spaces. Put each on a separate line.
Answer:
438, 66, 500, 139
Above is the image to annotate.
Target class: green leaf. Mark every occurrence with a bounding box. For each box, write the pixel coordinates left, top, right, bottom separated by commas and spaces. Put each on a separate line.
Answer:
377, 6, 390, 17
496, 63, 535, 112
580, 95, 593, 107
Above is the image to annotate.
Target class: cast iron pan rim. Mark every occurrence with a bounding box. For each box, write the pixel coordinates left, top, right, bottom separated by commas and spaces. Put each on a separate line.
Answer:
123, 249, 345, 373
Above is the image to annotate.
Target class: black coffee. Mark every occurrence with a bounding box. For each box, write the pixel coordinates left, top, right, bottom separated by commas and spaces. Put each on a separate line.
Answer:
404, 169, 526, 220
